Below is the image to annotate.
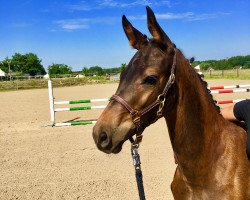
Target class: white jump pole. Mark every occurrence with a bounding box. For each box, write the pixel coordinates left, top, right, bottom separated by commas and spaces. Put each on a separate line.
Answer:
48, 79, 55, 126
208, 84, 250, 90
211, 88, 250, 94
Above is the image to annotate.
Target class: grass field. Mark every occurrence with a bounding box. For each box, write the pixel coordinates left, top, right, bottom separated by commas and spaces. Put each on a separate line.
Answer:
203, 69, 250, 79
0, 77, 114, 91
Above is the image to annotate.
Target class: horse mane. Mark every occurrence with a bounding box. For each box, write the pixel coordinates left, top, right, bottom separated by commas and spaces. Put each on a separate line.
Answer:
176, 45, 221, 114
174, 45, 221, 114
196, 73, 221, 113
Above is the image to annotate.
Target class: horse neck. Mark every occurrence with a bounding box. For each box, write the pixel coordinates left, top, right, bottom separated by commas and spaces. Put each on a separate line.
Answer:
164, 52, 223, 173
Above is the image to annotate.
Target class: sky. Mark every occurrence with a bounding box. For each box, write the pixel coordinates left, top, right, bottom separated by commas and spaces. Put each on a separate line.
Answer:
0, 0, 249, 71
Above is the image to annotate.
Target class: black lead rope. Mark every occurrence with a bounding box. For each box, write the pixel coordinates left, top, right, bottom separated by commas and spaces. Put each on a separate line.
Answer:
131, 143, 146, 200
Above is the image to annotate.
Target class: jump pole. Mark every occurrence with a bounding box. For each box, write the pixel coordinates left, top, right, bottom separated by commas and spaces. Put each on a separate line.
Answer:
54, 105, 107, 112
211, 88, 250, 94
216, 99, 247, 105
54, 120, 97, 127
55, 98, 110, 105
48, 79, 55, 126
208, 84, 250, 90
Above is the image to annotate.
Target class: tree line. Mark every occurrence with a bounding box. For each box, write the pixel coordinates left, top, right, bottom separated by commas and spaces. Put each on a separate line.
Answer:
192, 55, 250, 70
0, 52, 249, 76
0, 53, 46, 76
0, 53, 125, 76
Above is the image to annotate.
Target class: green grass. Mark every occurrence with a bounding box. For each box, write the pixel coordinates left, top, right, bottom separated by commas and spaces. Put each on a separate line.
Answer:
203, 69, 250, 79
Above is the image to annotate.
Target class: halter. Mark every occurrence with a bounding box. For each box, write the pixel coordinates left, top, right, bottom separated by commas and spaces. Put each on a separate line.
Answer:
111, 48, 177, 145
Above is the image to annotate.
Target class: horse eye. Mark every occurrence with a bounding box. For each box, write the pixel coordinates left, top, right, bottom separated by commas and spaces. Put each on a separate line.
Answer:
144, 75, 158, 85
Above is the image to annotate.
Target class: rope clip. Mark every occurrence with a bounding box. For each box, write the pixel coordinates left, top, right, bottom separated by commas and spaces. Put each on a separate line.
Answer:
131, 143, 141, 168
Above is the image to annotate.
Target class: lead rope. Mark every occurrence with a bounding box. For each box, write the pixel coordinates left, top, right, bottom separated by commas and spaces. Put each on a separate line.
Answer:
131, 141, 145, 200
130, 115, 146, 200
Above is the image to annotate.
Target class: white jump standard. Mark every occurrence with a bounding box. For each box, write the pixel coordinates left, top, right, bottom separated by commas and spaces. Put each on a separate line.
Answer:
48, 80, 107, 127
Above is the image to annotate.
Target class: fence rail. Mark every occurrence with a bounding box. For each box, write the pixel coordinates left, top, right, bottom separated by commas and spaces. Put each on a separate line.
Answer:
202, 69, 250, 78
0, 77, 110, 91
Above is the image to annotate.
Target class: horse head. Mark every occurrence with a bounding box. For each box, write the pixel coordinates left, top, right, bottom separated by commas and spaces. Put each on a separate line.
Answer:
93, 6, 179, 154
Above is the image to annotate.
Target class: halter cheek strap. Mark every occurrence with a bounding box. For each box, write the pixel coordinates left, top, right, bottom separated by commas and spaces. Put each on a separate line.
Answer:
111, 48, 177, 145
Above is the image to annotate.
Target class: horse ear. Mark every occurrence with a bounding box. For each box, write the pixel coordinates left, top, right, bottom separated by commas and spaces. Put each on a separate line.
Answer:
122, 15, 148, 50
146, 6, 173, 48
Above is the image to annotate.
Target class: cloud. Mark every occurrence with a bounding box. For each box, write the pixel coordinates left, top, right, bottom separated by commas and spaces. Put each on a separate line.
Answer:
65, 1, 92, 11
184, 12, 230, 21
54, 17, 119, 31
55, 11, 230, 31
98, 0, 151, 7
128, 12, 230, 21
65, 0, 173, 12
55, 19, 90, 31
98, 0, 173, 8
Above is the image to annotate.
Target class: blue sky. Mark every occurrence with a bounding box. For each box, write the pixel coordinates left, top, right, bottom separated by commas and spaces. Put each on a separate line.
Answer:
0, 0, 249, 71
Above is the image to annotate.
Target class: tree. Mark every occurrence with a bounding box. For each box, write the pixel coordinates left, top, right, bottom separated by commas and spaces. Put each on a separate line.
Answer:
120, 63, 126, 72
0, 58, 12, 73
48, 63, 72, 75
11, 53, 46, 75
82, 67, 89, 75
88, 66, 103, 75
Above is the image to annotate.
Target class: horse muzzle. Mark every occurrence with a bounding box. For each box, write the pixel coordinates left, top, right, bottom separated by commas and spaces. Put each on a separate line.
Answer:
92, 117, 135, 154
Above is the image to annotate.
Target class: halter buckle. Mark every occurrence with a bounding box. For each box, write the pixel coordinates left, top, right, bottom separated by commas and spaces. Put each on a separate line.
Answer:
170, 74, 175, 84
157, 94, 166, 117
131, 111, 141, 124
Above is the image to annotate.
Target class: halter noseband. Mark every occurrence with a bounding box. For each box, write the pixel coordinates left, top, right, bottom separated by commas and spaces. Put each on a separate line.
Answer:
111, 48, 177, 145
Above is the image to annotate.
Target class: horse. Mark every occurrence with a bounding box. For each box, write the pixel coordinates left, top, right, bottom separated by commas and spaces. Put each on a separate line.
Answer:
92, 6, 250, 199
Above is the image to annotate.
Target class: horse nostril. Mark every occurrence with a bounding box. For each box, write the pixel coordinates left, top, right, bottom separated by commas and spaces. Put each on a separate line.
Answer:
100, 132, 108, 142
99, 132, 110, 148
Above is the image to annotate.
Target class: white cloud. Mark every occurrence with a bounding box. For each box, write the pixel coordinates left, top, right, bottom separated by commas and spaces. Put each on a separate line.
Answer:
98, 0, 173, 8
128, 12, 230, 21
184, 12, 230, 21
65, 1, 92, 11
54, 17, 119, 31
55, 11, 230, 31
156, 12, 194, 20
66, 0, 173, 12
98, 0, 150, 7
55, 19, 90, 31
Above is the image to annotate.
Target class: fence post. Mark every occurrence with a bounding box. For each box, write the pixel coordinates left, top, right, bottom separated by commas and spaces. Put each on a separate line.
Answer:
237, 69, 239, 77
48, 79, 55, 126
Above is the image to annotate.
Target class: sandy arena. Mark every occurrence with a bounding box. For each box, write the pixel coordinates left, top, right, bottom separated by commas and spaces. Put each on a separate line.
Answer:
0, 79, 249, 200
